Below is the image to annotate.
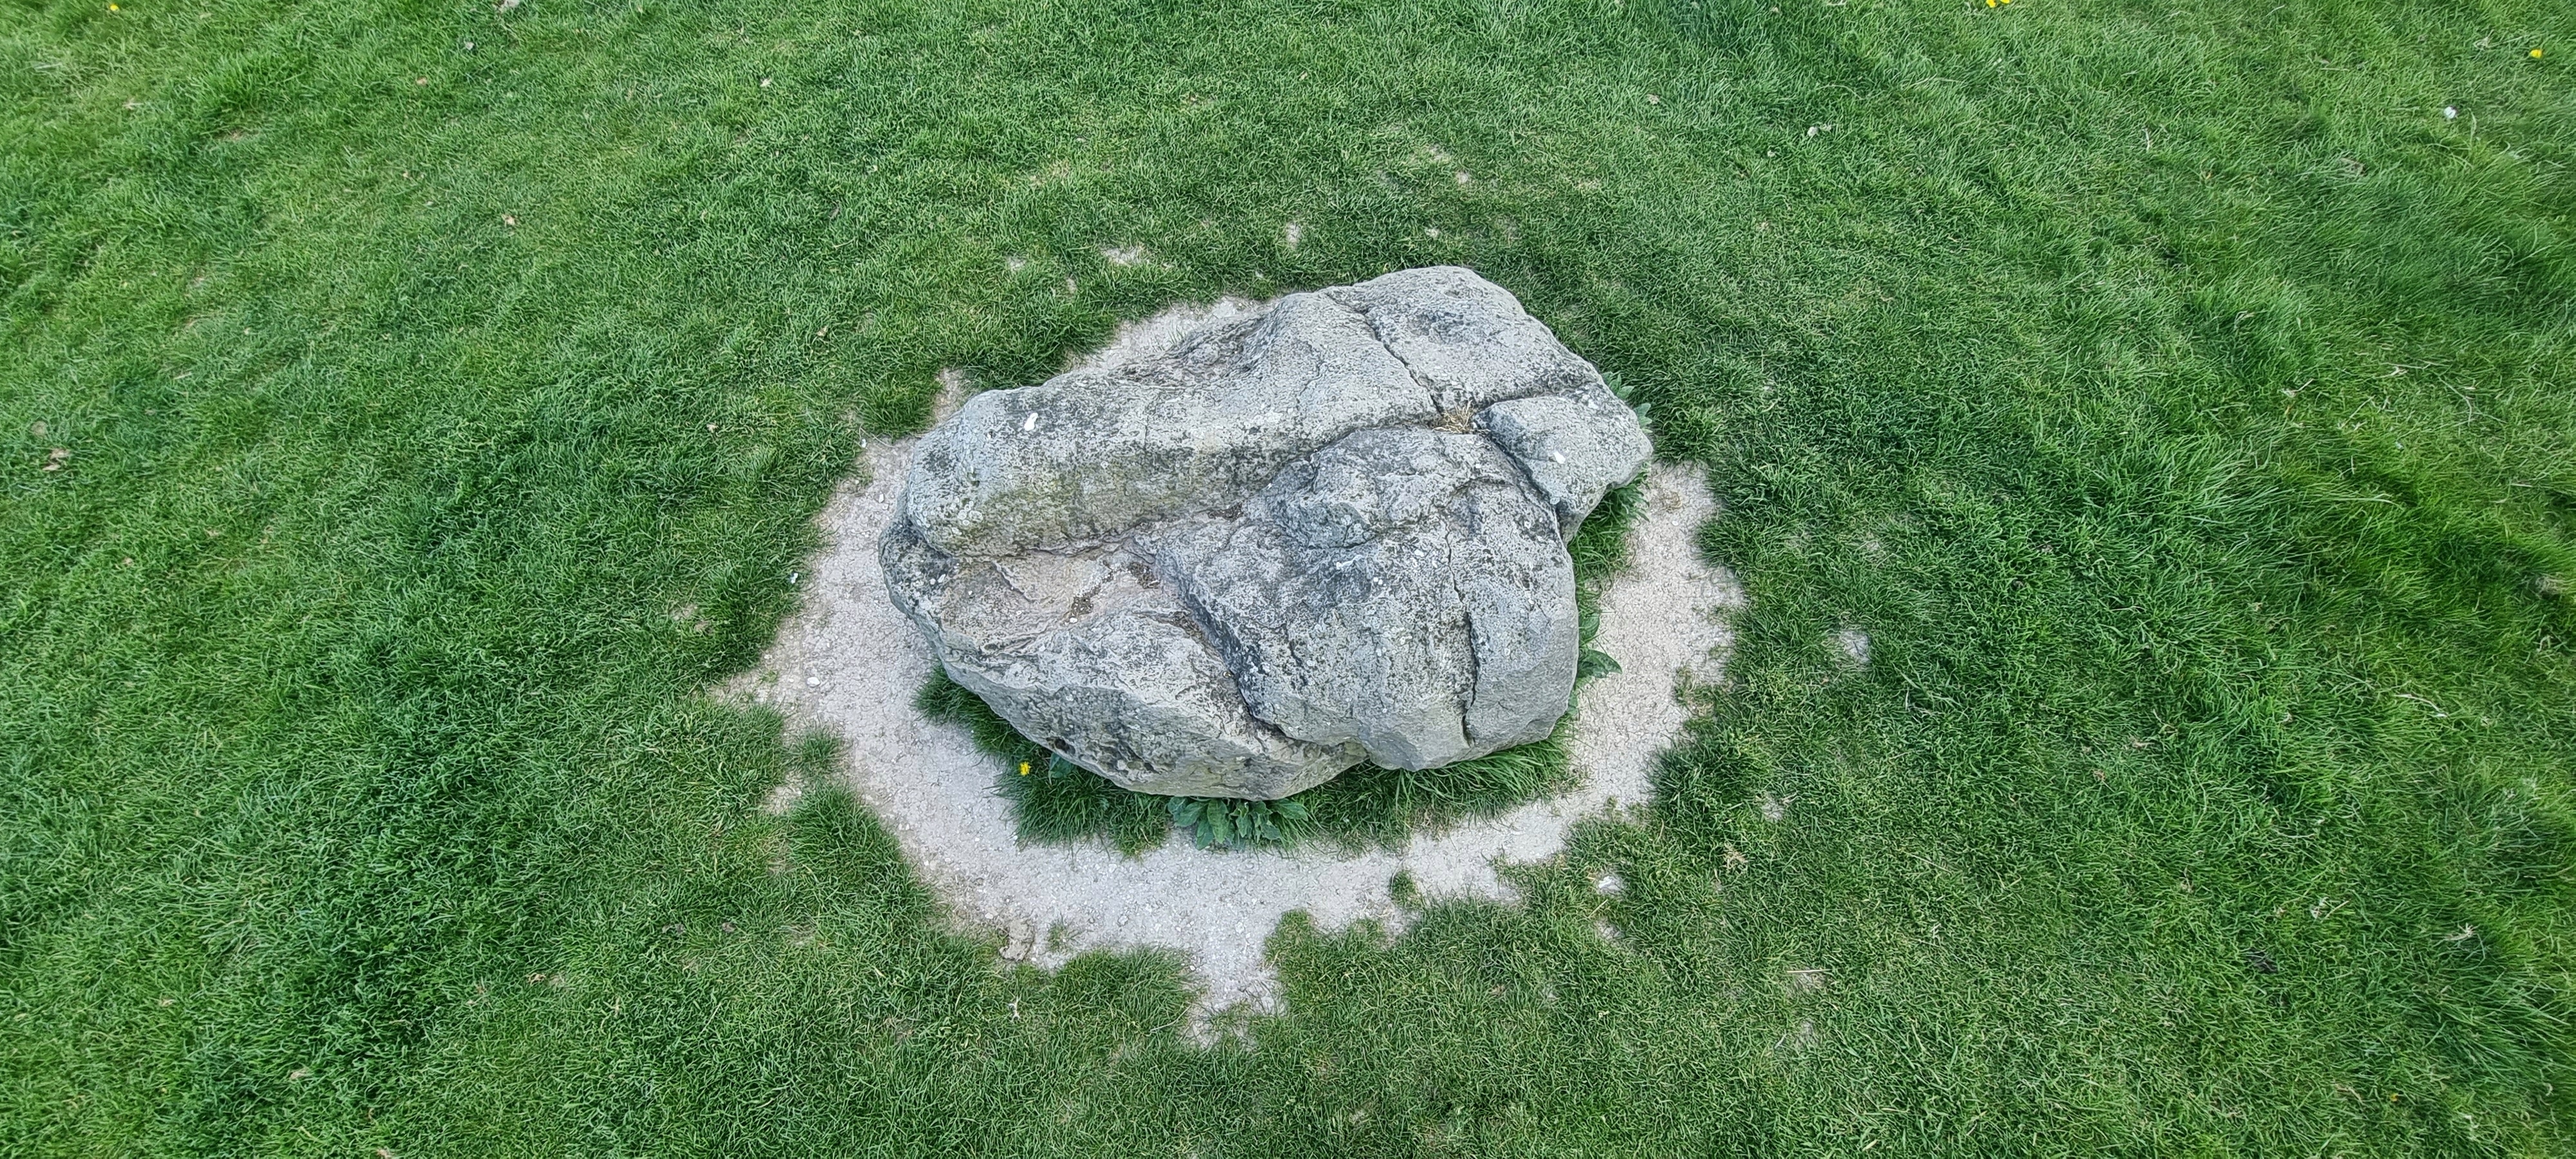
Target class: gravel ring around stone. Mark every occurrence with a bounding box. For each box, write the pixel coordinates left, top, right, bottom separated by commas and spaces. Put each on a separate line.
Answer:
739, 303, 1743, 1030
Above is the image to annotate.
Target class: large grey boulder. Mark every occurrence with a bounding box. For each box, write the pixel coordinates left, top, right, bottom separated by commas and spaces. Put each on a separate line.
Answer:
882, 267, 1649, 799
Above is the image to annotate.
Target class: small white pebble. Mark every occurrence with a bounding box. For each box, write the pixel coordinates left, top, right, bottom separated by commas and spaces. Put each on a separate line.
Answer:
2443, 106, 2459, 118
1022, 412, 1037, 431
1593, 872, 1625, 896
805, 676, 821, 688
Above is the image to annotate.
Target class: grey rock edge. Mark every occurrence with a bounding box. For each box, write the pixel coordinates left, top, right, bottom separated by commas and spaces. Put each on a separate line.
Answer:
881, 267, 1650, 798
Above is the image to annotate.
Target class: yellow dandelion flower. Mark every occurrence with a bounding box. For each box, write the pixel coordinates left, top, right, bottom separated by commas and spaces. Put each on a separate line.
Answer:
1018, 761, 1032, 776
2532, 48, 2544, 59
108, 3, 119, 9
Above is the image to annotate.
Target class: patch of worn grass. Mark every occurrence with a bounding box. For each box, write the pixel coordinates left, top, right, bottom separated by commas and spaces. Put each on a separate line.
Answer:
5, 0, 2573, 1153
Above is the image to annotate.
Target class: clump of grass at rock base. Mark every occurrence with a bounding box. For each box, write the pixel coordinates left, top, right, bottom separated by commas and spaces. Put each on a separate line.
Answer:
3, 0, 2571, 1154
927, 664, 1584, 854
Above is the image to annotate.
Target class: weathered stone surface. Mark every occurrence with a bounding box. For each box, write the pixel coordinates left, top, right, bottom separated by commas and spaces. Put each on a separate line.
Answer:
881, 520, 1361, 798
1158, 429, 1576, 770
1325, 265, 1606, 412
1473, 381, 1654, 536
900, 292, 1432, 558
881, 267, 1647, 798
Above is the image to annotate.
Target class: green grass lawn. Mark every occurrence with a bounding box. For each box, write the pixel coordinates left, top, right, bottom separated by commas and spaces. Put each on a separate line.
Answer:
5, 0, 2573, 1153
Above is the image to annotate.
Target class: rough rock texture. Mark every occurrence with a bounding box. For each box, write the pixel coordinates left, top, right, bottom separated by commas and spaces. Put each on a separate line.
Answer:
1475, 382, 1655, 536
882, 267, 1649, 798
900, 292, 1432, 558
1157, 429, 1575, 771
